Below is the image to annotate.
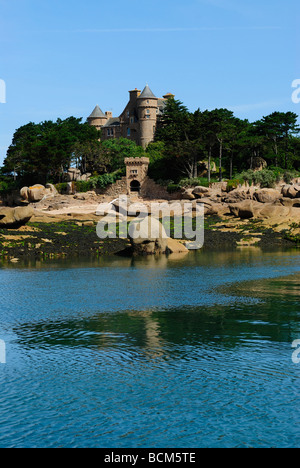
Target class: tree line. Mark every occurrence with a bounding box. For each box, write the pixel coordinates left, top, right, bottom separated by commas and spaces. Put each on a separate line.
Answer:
1, 98, 300, 190
152, 99, 300, 182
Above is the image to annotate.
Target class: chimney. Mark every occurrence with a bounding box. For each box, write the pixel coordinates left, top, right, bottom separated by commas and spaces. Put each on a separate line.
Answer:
163, 92, 175, 99
105, 111, 113, 118
129, 88, 141, 101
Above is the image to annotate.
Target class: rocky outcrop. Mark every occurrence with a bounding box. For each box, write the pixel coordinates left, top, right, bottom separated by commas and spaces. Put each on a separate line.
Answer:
248, 156, 267, 171
256, 204, 290, 220
46, 183, 58, 195
0, 206, 34, 227
282, 184, 300, 199
253, 188, 281, 204
166, 238, 189, 254
20, 183, 58, 203
67, 168, 81, 182
28, 185, 47, 202
20, 187, 30, 202
129, 216, 168, 255
228, 200, 256, 219
192, 186, 210, 198
223, 188, 251, 204
181, 188, 196, 200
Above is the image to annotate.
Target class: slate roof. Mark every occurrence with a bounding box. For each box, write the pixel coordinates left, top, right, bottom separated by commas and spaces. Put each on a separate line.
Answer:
88, 105, 106, 119
102, 117, 121, 127
137, 84, 157, 100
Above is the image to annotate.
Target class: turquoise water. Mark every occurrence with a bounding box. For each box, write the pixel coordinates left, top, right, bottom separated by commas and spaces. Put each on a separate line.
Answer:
0, 249, 300, 448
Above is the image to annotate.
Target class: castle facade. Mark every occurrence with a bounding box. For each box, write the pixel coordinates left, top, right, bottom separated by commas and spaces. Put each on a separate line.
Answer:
87, 85, 174, 148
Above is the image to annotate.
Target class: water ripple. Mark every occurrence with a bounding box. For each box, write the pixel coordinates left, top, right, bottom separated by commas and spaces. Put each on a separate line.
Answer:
0, 251, 300, 447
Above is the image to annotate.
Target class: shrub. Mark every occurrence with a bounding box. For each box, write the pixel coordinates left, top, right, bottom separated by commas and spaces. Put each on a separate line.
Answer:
0, 180, 19, 195
55, 182, 68, 194
75, 180, 92, 192
283, 170, 299, 184
156, 179, 174, 187
237, 169, 277, 188
268, 166, 283, 183
238, 169, 255, 184
88, 171, 123, 190
226, 179, 243, 192
252, 170, 277, 188
178, 177, 215, 188
167, 183, 181, 193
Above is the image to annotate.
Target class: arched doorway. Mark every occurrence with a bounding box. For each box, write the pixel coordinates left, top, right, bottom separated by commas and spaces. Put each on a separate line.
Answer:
130, 180, 141, 193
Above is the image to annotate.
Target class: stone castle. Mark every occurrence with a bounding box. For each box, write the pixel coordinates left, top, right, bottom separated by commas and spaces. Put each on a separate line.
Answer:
86, 85, 175, 198
87, 85, 174, 148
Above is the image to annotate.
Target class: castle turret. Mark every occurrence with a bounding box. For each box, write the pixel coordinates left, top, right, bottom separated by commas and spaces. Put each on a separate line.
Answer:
87, 105, 107, 130
137, 85, 158, 148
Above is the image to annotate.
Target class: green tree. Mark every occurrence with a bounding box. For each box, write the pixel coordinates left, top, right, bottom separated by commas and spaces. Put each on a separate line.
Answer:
72, 140, 111, 174
200, 110, 218, 182
256, 112, 299, 168
155, 97, 191, 144
205, 109, 236, 181
278, 112, 300, 169
3, 117, 99, 184
225, 117, 250, 179
100, 138, 145, 172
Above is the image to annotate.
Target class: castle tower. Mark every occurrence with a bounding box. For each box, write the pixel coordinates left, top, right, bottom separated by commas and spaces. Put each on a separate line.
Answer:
137, 85, 158, 148
87, 105, 107, 131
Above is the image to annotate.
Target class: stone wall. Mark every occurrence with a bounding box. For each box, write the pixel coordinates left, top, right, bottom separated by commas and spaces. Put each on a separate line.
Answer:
102, 175, 178, 200
103, 177, 128, 197
140, 177, 171, 199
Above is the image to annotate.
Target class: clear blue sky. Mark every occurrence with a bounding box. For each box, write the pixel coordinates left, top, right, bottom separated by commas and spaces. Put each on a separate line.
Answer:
0, 0, 299, 164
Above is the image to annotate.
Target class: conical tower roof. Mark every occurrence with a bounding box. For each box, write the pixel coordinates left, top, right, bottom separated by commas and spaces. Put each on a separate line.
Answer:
88, 105, 106, 119
137, 84, 157, 100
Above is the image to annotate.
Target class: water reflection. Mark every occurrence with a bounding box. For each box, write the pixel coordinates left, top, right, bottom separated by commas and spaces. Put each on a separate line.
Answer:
1, 246, 299, 271
11, 271, 300, 362
1, 249, 300, 448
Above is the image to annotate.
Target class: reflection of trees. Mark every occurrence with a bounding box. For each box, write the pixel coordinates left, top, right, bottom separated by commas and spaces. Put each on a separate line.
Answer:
13, 270, 300, 358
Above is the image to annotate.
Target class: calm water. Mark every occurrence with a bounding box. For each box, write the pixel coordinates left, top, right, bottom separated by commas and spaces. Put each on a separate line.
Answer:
0, 248, 300, 448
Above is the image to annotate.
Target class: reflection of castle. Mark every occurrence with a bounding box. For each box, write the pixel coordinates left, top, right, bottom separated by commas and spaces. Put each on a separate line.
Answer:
87, 85, 174, 148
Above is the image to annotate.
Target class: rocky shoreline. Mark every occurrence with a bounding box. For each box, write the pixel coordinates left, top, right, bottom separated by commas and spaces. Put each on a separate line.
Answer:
0, 215, 296, 264
0, 180, 300, 262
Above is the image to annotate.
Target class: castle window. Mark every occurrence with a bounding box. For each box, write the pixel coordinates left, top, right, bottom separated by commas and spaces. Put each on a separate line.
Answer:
127, 111, 130, 118
146, 115, 150, 119
146, 109, 150, 114
130, 117, 134, 124
127, 128, 131, 136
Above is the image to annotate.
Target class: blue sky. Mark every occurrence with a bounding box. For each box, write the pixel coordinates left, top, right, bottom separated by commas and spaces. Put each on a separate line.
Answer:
0, 0, 299, 164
